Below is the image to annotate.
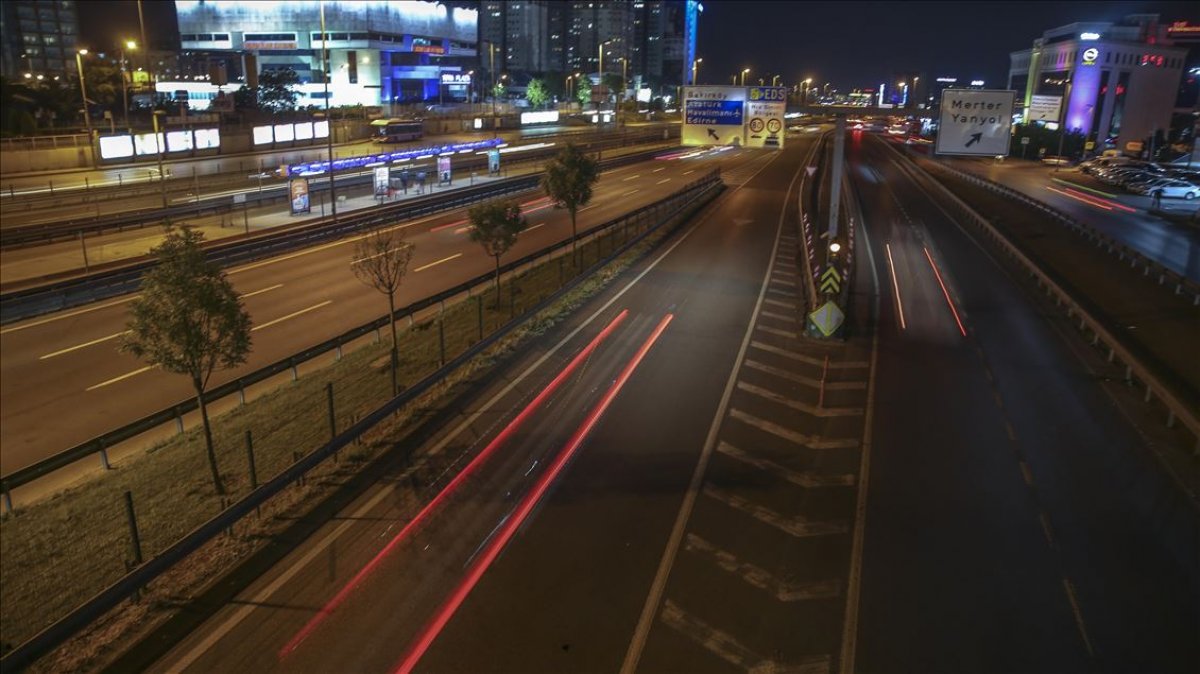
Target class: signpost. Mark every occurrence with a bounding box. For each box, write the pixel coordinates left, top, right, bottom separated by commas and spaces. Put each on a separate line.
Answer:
745, 86, 787, 149
1027, 94, 1062, 122
681, 86, 746, 146
935, 89, 1015, 157
808, 301, 845, 338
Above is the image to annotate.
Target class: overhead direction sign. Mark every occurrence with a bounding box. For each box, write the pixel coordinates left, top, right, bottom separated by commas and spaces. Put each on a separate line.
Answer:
745, 86, 787, 149
682, 86, 746, 147
936, 89, 1015, 157
808, 301, 845, 337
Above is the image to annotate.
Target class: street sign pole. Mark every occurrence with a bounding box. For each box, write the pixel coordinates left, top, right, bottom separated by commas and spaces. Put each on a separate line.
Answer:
828, 115, 844, 240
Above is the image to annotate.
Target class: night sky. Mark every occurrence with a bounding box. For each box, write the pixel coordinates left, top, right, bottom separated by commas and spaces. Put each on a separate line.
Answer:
78, 1, 1200, 89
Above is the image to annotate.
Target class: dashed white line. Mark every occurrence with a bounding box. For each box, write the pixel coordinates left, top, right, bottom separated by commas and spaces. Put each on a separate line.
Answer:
41, 331, 129, 360
86, 365, 155, 391
413, 253, 463, 273
252, 300, 334, 332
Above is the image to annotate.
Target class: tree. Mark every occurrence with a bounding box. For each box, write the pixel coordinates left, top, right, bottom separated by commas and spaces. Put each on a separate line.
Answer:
351, 228, 415, 395
526, 78, 549, 109
252, 68, 300, 112
121, 226, 252, 495
602, 72, 624, 103
541, 143, 600, 260
576, 77, 592, 108
468, 200, 527, 303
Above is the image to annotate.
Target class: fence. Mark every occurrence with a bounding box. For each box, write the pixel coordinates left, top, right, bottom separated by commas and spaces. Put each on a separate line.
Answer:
0, 169, 723, 671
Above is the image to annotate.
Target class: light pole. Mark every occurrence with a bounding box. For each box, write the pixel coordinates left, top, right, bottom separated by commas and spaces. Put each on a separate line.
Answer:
802, 77, 812, 103
120, 40, 137, 134
319, 0, 337, 221
740, 68, 750, 87
618, 56, 628, 125
772, 74, 781, 87
1055, 78, 1074, 169
74, 48, 97, 167
151, 109, 167, 207
599, 38, 620, 112
691, 57, 702, 86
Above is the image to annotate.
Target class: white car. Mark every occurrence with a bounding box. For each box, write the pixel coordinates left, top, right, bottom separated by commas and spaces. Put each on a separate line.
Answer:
1137, 180, 1199, 199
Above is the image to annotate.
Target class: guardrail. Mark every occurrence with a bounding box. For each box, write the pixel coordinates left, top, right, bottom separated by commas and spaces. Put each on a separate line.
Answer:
0, 169, 724, 671
0, 146, 674, 324
884, 141, 1200, 452
0, 168, 722, 507
925, 156, 1200, 305
0, 130, 676, 249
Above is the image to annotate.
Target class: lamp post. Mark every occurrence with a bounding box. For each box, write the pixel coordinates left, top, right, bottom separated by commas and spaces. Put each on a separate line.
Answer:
74, 48, 97, 167
618, 56, 628, 126
1055, 78, 1074, 170
740, 68, 750, 86
319, 0, 337, 221
151, 109, 167, 207
691, 57, 702, 85
120, 40, 137, 134
599, 38, 620, 113
802, 77, 812, 103
772, 74, 781, 87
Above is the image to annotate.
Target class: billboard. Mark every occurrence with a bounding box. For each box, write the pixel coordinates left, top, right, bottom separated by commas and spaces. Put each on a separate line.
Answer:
374, 166, 390, 196
289, 178, 310, 215
438, 155, 452, 183
1027, 95, 1062, 122
682, 86, 746, 146
745, 86, 786, 149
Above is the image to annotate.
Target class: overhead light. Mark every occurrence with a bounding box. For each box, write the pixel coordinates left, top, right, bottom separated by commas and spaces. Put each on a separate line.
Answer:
1080, 32, 1101, 40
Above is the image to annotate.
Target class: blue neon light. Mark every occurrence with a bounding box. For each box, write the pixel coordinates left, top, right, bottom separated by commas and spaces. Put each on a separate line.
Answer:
285, 138, 504, 177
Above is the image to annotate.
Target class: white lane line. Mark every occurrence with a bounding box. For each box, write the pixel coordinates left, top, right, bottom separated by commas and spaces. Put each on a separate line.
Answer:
623, 174, 641, 181
240, 283, 284, 299
0, 296, 137, 335
756, 324, 797, 340
621, 189, 640, 197
652, 167, 666, 173
682, 169, 696, 175
169, 155, 739, 673
659, 600, 832, 674
703, 484, 849, 537
885, 242, 907, 330
763, 298, 796, 310
729, 407, 859, 449
86, 365, 154, 392
1062, 578, 1095, 658
772, 267, 796, 277
656, 178, 671, 185
770, 277, 797, 287
718, 441, 854, 488
750, 340, 868, 368
758, 309, 796, 323
737, 380, 864, 417
685, 533, 843, 600
41, 331, 129, 360
525, 223, 546, 232
413, 253, 463, 273
252, 300, 333, 332
743, 358, 865, 391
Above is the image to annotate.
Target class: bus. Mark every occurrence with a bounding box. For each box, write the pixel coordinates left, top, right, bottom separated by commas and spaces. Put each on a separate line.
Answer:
373, 119, 424, 144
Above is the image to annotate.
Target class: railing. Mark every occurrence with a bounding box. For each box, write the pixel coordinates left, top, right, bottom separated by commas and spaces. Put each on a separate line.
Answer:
926, 157, 1200, 305
0, 169, 723, 506
883, 141, 1200, 451
0, 134, 90, 152
0, 145, 675, 323
0, 169, 724, 671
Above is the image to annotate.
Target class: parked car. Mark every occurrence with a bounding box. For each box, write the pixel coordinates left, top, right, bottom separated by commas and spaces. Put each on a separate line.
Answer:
1134, 180, 1199, 199
1125, 176, 1176, 193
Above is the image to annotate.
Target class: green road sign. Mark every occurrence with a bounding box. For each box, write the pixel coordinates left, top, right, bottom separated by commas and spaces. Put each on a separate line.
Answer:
808, 300, 845, 337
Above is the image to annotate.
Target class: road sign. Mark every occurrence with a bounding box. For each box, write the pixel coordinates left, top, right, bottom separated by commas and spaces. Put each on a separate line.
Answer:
745, 86, 787, 149
808, 301, 845, 337
682, 86, 746, 147
820, 266, 842, 294
1027, 94, 1062, 122
936, 89, 1015, 157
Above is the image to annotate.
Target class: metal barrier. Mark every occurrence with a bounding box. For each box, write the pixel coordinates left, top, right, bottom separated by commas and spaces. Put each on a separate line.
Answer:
884, 141, 1200, 451
0, 169, 723, 672
0, 146, 674, 323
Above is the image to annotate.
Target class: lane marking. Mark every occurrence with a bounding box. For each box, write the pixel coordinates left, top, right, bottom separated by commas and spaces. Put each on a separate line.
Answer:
756, 325, 798, 340
759, 309, 796, 323
1018, 461, 1034, 486
1039, 512, 1057, 548
682, 169, 695, 175
623, 174, 641, 181
240, 283, 284, 299
524, 223, 545, 232
763, 298, 796, 310
656, 178, 671, 185
660, 600, 832, 674
922, 247, 967, 337
1005, 421, 1017, 442
703, 484, 849, 537
622, 189, 640, 197
395, 314, 674, 673
743, 358, 866, 390
652, 167, 666, 173
85, 365, 154, 391
252, 300, 333, 332
729, 402, 861, 450
685, 533, 842, 601
770, 277, 797, 287
884, 242, 907, 330
737, 380, 864, 417
41, 330, 129, 360
718, 441, 854, 487
413, 253, 462, 273
1062, 578, 1095, 658
0, 296, 138, 335
750, 340, 868, 369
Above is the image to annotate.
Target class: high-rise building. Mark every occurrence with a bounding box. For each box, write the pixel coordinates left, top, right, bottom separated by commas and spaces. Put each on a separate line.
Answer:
1, 0, 80, 82
478, 1, 553, 74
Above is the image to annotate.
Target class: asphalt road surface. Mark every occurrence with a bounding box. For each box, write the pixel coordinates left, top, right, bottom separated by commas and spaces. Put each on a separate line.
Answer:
0, 146, 766, 480
851, 133, 1198, 673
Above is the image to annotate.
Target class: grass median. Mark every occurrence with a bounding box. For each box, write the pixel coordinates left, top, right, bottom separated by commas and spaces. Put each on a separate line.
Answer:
1, 182, 722, 671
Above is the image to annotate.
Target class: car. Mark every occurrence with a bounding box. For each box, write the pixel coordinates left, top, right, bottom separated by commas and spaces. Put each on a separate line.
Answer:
1138, 180, 1199, 199
1041, 156, 1072, 166
1126, 177, 1177, 193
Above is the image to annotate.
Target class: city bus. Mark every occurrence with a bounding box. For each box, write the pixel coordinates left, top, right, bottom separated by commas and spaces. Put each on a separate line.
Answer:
373, 119, 425, 144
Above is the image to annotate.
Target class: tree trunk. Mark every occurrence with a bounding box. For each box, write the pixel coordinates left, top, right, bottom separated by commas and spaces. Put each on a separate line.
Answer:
570, 207, 578, 261
195, 381, 225, 495
387, 291, 399, 395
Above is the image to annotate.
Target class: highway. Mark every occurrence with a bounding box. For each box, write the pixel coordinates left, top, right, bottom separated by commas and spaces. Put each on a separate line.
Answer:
0, 145, 768, 480
850, 133, 1198, 672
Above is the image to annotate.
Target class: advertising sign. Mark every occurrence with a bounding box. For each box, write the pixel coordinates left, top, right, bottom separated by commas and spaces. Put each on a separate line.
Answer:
374, 166, 390, 196
99, 135, 135, 160
1028, 95, 1062, 122
520, 110, 560, 125
936, 89, 1015, 157
488, 148, 501, 174
440, 72, 472, 85
682, 86, 746, 146
289, 178, 310, 215
745, 86, 787, 149
437, 155, 452, 184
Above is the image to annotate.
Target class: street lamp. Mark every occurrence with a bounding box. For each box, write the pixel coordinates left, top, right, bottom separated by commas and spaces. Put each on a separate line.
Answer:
74, 48, 97, 167
802, 77, 813, 103
319, 0, 337, 221
150, 109, 167, 207
772, 74, 781, 87
599, 38, 621, 112
120, 40, 137, 134
740, 68, 750, 86
691, 57, 702, 85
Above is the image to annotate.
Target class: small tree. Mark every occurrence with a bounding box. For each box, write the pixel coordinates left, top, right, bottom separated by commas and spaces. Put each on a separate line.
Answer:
526, 78, 549, 109
351, 228, 415, 395
541, 143, 600, 260
258, 68, 300, 112
576, 77, 592, 108
468, 200, 527, 303
122, 226, 252, 495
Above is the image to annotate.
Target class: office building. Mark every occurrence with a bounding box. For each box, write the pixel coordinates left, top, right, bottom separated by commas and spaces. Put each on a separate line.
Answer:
1, 0, 79, 82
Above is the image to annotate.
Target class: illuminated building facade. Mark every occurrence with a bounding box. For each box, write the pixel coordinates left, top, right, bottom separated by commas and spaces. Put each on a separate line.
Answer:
0, 0, 79, 82
174, 0, 478, 107
1008, 14, 1187, 154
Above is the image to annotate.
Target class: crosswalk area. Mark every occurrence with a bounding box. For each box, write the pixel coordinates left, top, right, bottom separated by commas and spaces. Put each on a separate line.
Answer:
642, 227, 872, 674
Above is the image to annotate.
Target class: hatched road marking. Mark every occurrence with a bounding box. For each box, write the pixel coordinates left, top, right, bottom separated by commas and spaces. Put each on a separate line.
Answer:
686, 533, 842, 601
660, 599, 832, 674
704, 484, 849, 537
729, 408, 859, 449
718, 441, 854, 488
737, 380, 864, 417
743, 359, 866, 390
750, 341, 868, 369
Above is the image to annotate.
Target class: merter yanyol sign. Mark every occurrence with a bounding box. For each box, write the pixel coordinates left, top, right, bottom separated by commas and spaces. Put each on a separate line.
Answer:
935, 89, 1015, 157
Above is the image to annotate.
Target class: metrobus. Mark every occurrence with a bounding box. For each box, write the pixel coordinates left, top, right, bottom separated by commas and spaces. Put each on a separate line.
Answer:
373, 119, 425, 144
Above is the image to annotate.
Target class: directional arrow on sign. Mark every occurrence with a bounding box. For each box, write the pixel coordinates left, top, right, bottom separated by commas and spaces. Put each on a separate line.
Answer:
820, 266, 842, 293
708, 129, 720, 141
806, 166, 817, 176
965, 132, 983, 148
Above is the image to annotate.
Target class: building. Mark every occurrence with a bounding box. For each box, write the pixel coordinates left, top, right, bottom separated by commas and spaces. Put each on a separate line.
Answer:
1, 0, 80, 82
1009, 14, 1188, 155
478, 1, 554, 74
173, 0, 478, 108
